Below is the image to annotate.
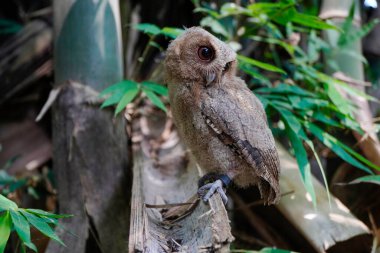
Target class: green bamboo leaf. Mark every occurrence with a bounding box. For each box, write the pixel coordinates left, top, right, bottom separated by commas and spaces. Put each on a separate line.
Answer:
161, 27, 184, 39
100, 91, 125, 108
10, 210, 37, 252
134, 23, 161, 36
144, 90, 167, 112
0, 194, 18, 211
0, 211, 11, 253
20, 210, 65, 246
339, 18, 380, 46
311, 112, 342, 128
239, 64, 271, 86
200, 16, 230, 38
256, 83, 315, 97
260, 247, 299, 253
148, 41, 163, 51
285, 124, 316, 207
292, 12, 338, 30
303, 140, 331, 207
324, 82, 353, 115
347, 175, 380, 185
114, 87, 140, 115
238, 55, 286, 74
340, 2, 355, 36
141, 81, 168, 96
220, 3, 249, 17
26, 209, 73, 219
250, 35, 295, 55
193, 7, 220, 19
99, 80, 137, 97
306, 123, 373, 174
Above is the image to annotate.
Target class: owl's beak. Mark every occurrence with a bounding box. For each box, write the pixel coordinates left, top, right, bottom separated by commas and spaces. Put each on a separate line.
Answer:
205, 72, 216, 86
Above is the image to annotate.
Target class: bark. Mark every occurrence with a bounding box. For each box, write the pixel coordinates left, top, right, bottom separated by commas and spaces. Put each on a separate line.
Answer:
47, 82, 130, 253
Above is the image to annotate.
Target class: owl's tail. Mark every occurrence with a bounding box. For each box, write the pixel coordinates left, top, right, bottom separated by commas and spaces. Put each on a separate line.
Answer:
258, 179, 280, 205
257, 149, 281, 205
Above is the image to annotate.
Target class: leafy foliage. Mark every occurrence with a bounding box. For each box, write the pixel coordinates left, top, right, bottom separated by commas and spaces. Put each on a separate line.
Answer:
0, 194, 72, 253
100, 80, 168, 115
231, 247, 298, 253
0, 19, 22, 34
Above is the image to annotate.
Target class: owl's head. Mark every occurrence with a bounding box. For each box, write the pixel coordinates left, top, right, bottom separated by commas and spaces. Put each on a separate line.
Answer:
165, 27, 237, 86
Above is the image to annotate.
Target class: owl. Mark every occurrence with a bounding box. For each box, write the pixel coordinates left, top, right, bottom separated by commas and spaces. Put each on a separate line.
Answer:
164, 27, 280, 205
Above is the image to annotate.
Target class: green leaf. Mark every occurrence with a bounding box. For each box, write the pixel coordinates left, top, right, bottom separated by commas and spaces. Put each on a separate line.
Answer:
200, 16, 230, 38
306, 123, 373, 174
239, 64, 271, 86
341, 18, 379, 46
144, 90, 167, 112
161, 27, 184, 39
99, 80, 137, 97
292, 13, 338, 30
141, 82, 168, 96
10, 210, 37, 252
114, 87, 140, 115
311, 112, 342, 128
134, 23, 161, 36
256, 83, 315, 97
100, 91, 125, 108
238, 55, 286, 74
0, 194, 18, 211
285, 123, 316, 207
148, 41, 163, 51
250, 35, 295, 55
26, 209, 73, 219
303, 140, 331, 207
20, 210, 65, 246
193, 7, 220, 19
0, 170, 15, 185
0, 211, 11, 253
347, 175, 380, 185
324, 82, 352, 115
340, 1, 355, 36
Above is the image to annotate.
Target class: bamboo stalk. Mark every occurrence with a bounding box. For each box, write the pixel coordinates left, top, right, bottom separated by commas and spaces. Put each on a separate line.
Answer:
276, 141, 370, 252
320, 0, 380, 173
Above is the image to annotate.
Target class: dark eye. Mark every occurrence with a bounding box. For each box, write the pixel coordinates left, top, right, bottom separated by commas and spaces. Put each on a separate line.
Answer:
198, 46, 214, 61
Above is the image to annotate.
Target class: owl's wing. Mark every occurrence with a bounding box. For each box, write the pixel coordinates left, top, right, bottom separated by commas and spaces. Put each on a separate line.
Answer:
201, 87, 280, 204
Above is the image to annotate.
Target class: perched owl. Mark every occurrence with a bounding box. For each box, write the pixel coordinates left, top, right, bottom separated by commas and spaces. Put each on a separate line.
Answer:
164, 27, 280, 205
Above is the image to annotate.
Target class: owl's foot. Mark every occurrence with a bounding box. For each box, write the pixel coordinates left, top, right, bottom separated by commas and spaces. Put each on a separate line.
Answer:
198, 174, 231, 205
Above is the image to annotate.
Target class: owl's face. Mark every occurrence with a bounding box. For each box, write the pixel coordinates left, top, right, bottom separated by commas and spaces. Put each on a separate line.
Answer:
165, 27, 237, 86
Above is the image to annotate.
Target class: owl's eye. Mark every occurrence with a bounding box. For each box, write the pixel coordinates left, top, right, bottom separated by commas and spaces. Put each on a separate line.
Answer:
198, 46, 214, 61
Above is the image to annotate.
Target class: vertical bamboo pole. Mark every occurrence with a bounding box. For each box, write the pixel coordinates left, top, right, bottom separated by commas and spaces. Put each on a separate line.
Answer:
320, 0, 380, 171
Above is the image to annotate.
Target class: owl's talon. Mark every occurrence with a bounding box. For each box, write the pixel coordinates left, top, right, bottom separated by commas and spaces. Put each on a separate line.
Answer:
198, 179, 228, 205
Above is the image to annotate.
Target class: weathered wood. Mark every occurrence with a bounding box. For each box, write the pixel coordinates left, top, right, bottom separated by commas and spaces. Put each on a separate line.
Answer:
47, 82, 130, 253
129, 115, 233, 252
276, 142, 370, 252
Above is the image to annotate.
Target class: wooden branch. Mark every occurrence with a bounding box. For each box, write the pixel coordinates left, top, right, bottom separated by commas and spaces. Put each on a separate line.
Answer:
129, 116, 233, 252
276, 142, 370, 252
